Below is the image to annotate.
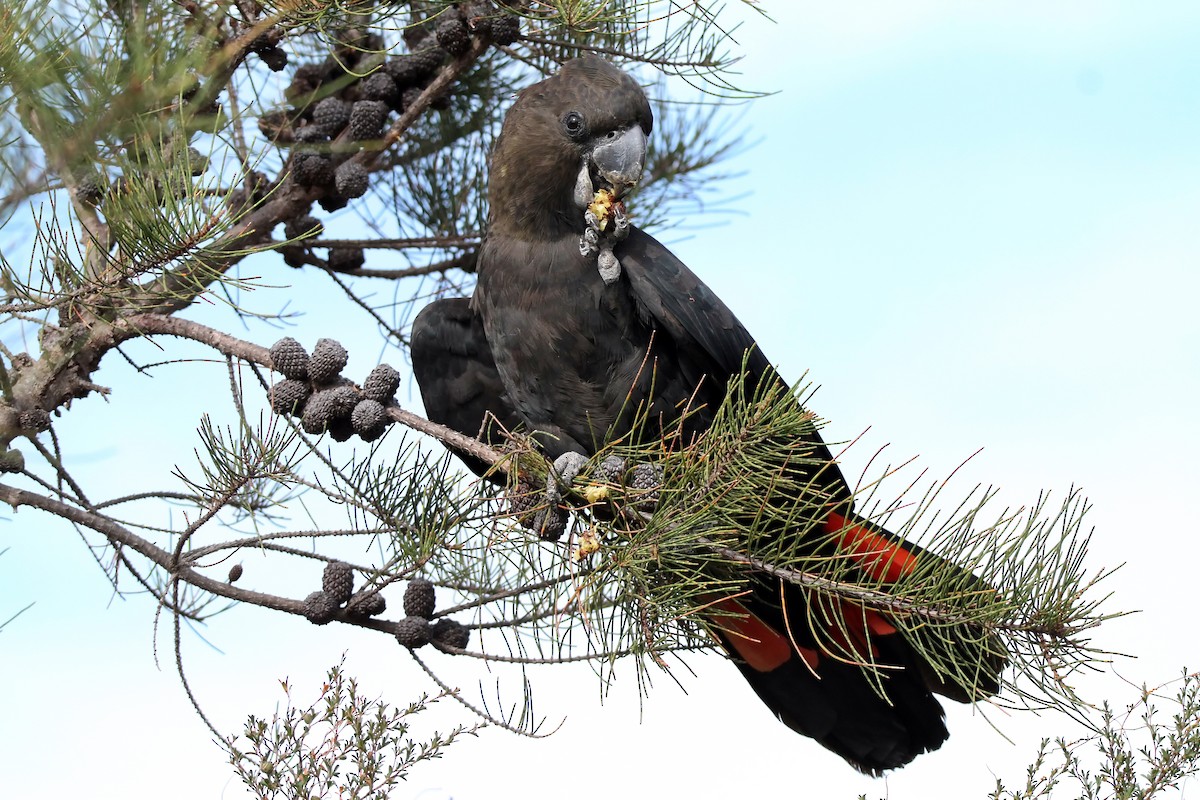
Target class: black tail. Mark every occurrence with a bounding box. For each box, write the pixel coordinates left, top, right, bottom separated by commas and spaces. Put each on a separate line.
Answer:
708, 510, 1005, 773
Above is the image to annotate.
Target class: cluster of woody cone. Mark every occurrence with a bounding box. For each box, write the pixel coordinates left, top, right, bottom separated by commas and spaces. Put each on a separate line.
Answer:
301, 565, 470, 652
303, 561, 388, 623
266, 2, 521, 269
276, 3, 518, 655
268, 336, 399, 443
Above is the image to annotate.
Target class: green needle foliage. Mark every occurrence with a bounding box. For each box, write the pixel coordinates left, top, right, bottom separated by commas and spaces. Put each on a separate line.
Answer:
460, 369, 1118, 714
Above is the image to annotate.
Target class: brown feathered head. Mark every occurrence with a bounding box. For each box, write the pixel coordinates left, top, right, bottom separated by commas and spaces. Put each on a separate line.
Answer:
488, 56, 654, 237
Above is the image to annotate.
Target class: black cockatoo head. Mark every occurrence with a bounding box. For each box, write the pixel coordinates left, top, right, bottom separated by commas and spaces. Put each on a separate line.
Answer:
488, 56, 654, 237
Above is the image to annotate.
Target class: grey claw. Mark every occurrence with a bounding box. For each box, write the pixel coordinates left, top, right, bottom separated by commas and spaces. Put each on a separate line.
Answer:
530, 451, 588, 541
612, 205, 629, 240
597, 246, 621, 285
579, 226, 599, 258
545, 451, 589, 504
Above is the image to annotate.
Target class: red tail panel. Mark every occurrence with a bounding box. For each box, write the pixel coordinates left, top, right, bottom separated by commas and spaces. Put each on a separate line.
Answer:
824, 512, 919, 583
711, 597, 817, 672
818, 597, 899, 661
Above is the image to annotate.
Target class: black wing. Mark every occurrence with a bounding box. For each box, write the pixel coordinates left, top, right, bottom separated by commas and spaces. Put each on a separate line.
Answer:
618, 226, 776, 383
411, 297, 524, 479
616, 226, 853, 503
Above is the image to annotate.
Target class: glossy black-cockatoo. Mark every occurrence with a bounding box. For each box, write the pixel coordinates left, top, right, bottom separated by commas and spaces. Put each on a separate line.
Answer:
411, 55, 1005, 773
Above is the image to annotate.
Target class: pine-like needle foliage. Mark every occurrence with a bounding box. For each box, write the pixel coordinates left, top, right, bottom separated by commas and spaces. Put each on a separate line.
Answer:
440, 368, 1119, 716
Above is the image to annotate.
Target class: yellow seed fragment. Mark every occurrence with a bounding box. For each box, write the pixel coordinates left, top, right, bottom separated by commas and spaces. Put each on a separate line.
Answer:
573, 529, 601, 561
587, 188, 616, 231
582, 484, 610, 503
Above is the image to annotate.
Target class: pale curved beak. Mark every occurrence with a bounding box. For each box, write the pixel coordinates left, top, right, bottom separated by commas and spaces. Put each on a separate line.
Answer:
590, 125, 647, 198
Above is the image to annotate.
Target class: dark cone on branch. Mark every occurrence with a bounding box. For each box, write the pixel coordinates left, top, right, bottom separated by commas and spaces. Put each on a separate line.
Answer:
512, 478, 567, 540
351, 398, 389, 441
301, 389, 340, 433
308, 338, 349, 384
431, 618, 469, 651
0, 450, 24, 473
269, 337, 310, 380
486, 14, 520, 46
327, 382, 362, 415
281, 245, 307, 268
348, 100, 389, 140
318, 195, 348, 212
312, 97, 351, 136
269, 379, 311, 416
534, 507, 567, 540
242, 171, 271, 205
249, 28, 283, 54
592, 455, 626, 485
403, 578, 436, 618
284, 214, 322, 241
183, 146, 208, 177
302, 591, 339, 624
507, 481, 544, 529
400, 86, 424, 112
436, 15, 471, 56
395, 616, 431, 648
258, 46, 288, 72
346, 591, 386, 618
227, 563, 243, 583
360, 72, 399, 105
627, 463, 663, 512
334, 161, 369, 198
293, 125, 328, 144
76, 174, 105, 206
322, 561, 355, 604
385, 49, 445, 87
327, 247, 365, 272
362, 364, 400, 404
293, 153, 334, 187
328, 416, 355, 442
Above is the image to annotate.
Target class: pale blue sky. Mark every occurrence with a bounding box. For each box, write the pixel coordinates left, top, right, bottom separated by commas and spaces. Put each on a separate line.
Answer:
3, 3, 1199, 798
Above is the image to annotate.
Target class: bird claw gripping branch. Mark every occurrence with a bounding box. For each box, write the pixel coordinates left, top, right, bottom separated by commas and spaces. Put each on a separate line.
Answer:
544, 451, 588, 507
527, 451, 588, 541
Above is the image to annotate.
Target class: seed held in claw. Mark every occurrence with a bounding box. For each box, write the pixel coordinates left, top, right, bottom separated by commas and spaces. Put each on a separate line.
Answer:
587, 188, 618, 232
